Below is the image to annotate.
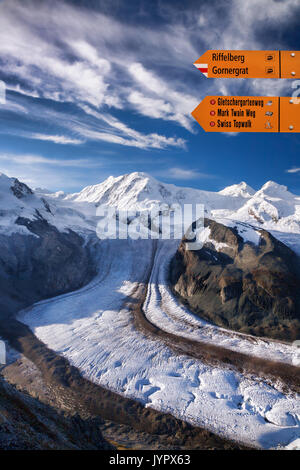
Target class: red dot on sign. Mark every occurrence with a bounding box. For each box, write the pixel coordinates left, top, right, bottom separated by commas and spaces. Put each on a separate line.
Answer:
210, 99, 216, 105
210, 111, 215, 116
210, 121, 215, 127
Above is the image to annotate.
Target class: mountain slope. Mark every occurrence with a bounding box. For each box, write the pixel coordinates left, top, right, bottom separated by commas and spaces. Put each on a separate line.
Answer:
0, 173, 96, 237
218, 181, 255, 198
2, 171, 300, 243
64, 172, 248, 213
0, 175, 96, 320
63, 172, 300, 243
229, 181, 300, 235
170, 219, 300, 341
0, 375, 112, 450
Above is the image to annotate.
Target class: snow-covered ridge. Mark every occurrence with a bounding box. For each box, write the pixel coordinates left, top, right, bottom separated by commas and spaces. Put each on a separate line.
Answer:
64, 172, 250, 212
0, 170, 300, 250
0, 173, 96, 236
219, 181, 255, 198
63, 172, 300, 238
0, 173, 51, 236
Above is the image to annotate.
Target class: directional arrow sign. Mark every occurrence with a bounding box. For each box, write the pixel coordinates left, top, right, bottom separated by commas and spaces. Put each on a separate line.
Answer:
194, 51, 300, 79
191, 96, 300, 133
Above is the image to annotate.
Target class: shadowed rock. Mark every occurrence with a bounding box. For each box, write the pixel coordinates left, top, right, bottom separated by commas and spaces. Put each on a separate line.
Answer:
170, 219, 300, 341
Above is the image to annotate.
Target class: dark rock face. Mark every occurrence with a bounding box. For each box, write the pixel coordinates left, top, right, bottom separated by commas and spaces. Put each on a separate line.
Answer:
0, 376, 113, 450
170, 219, 300, 341
0, 218, 95, 320
10, 179, 33, 199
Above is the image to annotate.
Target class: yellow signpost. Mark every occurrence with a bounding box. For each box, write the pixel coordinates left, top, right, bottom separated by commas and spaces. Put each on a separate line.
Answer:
194, 50, 300, 79
191, 96, 300, 133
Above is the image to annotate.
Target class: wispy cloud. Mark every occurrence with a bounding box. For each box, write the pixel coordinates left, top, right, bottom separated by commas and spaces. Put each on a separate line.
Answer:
0, 0, 191, 149
286, 168, 300, 174
77, 105, 186, 149
30, 134, 84, 145
161, 167, 215, 180
0, 152, 105, 190
0, 153, 102, 168
0, 0, 299, 154
128, 63, 197, 131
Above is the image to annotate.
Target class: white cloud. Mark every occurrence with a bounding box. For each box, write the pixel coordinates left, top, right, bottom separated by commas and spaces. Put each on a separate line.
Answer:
0, 0, 299, 148
0, 153, 102, 168
76, 105, 186, 150
0, 0, 198, 134
7, 84, 40, 98
73, 124, 186, 150
286, 168, 300, 174
70, 41, 111, 73
128, 63, 197, 130
166, 167, 213, 180
128, 91, 172, 119
30, 134, 84, 145
0, 99, 28, 114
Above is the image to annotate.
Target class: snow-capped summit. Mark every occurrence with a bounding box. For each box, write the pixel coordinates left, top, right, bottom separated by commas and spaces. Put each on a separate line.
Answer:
254, 181, 291, 199
52, 172, 300, 240
0, 173, 32, 197
65, 172, 155, 207
1, 171, 299, 243
0, 173, 53, 235
65, 172, 247, 212
0, 173, 97, 236
0, 173, 35, 204
230, 180, 300, 235
219, 181, 255, 198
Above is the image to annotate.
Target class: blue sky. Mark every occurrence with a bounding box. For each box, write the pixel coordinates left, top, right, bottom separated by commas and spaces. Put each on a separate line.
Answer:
0, 0, 299, 193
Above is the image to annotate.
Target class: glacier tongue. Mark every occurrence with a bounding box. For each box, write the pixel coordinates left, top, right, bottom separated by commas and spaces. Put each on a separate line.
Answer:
19, 237, 300, 450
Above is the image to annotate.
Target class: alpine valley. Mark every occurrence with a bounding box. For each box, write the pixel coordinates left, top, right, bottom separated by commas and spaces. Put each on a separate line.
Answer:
0, 171, 299, 450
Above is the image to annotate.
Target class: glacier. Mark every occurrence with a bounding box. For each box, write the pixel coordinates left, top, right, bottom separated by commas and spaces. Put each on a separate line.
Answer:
1, 170, 300, 449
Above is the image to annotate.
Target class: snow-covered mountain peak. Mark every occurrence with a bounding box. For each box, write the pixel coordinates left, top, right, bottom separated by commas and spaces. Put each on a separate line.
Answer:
219, 181, 255, 198
0, 173, 98, 236
230, 180, 300, 235
64, 171, 252, 213
0, 173, 33, 200
0, 172, 11, 184
1, 170, 299, 243
0, 173, 15, 196
0, 174, 52, 235
65, 172, 163, 208
126, 171, 151, 179
256, 181, 290, 198
0, 173, 19, 190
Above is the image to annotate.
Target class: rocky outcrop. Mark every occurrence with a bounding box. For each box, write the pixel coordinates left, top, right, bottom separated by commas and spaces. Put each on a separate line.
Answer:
0, 375, 113, 450
10, 179, 33, 199
0, 217, 95, 320
170, 219, 300, 341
